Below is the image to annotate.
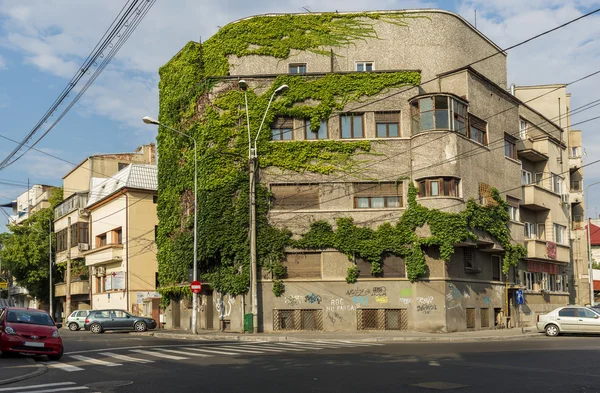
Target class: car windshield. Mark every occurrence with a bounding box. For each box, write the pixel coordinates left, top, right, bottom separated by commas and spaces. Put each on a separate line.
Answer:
6, 310, 54, 326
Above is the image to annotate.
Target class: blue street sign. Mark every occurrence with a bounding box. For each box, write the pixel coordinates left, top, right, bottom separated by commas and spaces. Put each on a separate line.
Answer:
516, 289, 524, 305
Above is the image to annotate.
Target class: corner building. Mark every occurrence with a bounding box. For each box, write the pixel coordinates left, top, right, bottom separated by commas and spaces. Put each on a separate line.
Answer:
159, 9, 583, 332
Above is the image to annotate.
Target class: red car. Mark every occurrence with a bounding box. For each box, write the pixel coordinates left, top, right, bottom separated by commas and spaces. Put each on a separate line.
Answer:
0, 307, 63, 360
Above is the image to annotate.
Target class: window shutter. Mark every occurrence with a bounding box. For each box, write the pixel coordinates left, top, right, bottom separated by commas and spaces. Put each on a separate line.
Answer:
382, 253, 405, 278
469, 114, 486, 130
354, 182, 402, 197
375, 112, 400, 123
273, 116, 293, 128
506, 196, 520, 207
272, 184, 319, 210
283, 253, 322, 278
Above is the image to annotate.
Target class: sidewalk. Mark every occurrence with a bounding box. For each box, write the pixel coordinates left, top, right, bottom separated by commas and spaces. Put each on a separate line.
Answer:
0, 357, 47, 386
143, 326, 542, 343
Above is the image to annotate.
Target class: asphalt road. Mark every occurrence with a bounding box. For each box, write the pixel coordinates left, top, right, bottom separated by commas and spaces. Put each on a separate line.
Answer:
2, 330, 600, 393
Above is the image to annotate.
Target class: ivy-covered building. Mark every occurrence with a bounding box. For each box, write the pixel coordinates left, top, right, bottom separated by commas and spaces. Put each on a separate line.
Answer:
157, 9, 582, 333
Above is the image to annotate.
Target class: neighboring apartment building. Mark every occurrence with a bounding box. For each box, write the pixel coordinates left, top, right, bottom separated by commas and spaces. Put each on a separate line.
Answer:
53, 144, 156, 319
159, 10, 584, 332
83, 164, 159, 314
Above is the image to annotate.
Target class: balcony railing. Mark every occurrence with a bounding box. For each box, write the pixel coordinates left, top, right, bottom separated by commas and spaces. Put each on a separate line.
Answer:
54, 281, 90, 297
521, 184, 559, 211
525, 239, 569, 263
84, 244, 124, 266
55, 192, 88, 219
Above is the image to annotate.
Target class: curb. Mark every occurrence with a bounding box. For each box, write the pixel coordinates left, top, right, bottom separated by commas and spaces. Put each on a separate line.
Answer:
144, 331, 543, 343
0, 358, 48, 386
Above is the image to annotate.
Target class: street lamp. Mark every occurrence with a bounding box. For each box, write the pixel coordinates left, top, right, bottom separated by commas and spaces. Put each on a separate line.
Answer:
586, 180, 600, 306
143, 116, 199, 334
48, 217, 53, 320
239, 81, 288, 333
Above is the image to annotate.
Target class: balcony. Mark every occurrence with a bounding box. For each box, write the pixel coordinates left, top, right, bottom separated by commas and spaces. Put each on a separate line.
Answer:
570, 189, 583, 204
84, 244, 123, 266
517, 139, 549, 162
525, 239, 569, 263
9, 286, 28, 296
54, 280, 90, 297
569, 155, 582, 170
55, 192, 89, 220
521, 184, 558, 211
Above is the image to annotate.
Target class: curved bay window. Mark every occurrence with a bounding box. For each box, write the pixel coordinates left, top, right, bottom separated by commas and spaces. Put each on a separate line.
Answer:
411, 95, 467, 135
417, 177, 460, 198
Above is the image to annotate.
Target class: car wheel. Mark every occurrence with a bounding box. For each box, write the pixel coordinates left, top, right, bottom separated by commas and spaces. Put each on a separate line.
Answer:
68, 322, 79, 331
48, 346, 64, 361
90, 323, 103, 334
134, 321, 147, 332
545, 324, 560, 337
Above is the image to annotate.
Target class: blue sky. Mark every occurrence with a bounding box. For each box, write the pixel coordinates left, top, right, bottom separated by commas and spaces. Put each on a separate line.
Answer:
0, 0, 600, 233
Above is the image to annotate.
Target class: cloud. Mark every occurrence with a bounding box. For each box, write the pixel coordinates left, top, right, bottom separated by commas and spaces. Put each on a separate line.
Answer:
0, 55, 6, 69
10, 148, 72, 181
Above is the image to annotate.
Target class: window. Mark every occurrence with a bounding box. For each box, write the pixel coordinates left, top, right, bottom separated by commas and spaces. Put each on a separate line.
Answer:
572, 180, 581, 191
118, 163, 128, 171
558, 308, 577, 317
271, 117, 293, 141
469, 115, 487, 145
56, 228, 68, 252
282, 252, 322, 279
356, 62, 373, 72
354, 182, 403, 209
381, 253, 406, 278
153, 195, 158, 204
504, 139, 517, 160
271, 184, 319, 210
417, 177, 459, 198
551, 173, 563, 194
535, 172, 544, 186
524, 272, 533, 291
410, 96, 467, 134
96, 233, 107, 248
519, 119, 528, 140
289, 63, 307, 74
111, 228, 123, 244
506, 197, 519, 221
305, 120, 328, 140
553, 224, 566, 244
70, 222, 89, 247
537, 223, 546, 240
524, 222, 536, 239
492, 255, 501, 281
521, 170, 532, 185
571, 146, 580, 157
340, 114, 364, 139
579, 308, 598, 318
375, 112, 400, 137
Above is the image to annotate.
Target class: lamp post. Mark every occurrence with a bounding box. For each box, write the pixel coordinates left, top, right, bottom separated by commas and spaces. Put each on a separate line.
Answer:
143, 116, 199, 334
586, 180, 600, 306
48, 217, 53, 319
239, 81, 288, 333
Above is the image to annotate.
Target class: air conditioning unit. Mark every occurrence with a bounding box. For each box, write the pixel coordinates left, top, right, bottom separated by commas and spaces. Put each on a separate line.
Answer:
78, 208, 89, 217
96, 266, 106, 276
78, 243, 89, 252
561, 194, 569, 204
91, 267, 97, 276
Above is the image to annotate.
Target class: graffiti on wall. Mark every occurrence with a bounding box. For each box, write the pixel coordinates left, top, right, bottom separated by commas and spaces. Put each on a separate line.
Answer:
215, 294, 235, 318
352, 296, 369, 307
346, 288, 370, 297
326, 298, 357, 312
284, 295, 303, 306
372, 286, 387, 296
327, 311, 344, 325
416, 296, 437, 314
305, 293, 322, 304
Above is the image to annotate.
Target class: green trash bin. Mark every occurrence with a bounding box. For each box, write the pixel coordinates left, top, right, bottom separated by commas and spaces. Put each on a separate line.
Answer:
244, 313, 253, 333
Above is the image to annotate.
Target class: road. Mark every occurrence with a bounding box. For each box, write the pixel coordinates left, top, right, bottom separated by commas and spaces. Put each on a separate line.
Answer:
2, 330, 600, 393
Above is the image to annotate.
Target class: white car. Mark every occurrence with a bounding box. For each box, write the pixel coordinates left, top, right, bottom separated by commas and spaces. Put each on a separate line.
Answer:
536, 306, 600, 336
66, 310, 92, 331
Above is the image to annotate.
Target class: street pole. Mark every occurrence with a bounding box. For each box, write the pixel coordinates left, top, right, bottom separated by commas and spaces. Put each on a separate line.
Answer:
143, 117, 198, 334
65, 217, 71, 318
585, 180, 600, 306
48, 217, 53, 319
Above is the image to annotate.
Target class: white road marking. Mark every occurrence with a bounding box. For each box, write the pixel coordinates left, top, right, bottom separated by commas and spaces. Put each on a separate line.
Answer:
13, 387, 89, 393
228, 345, 284, 353
129, 349, 189, 360
215, 346, 267, 354
335, 340, 383, 346
253, 344, 305, 352
185, 347, 241, 356
45, 363, 84, 372
98, 352, 154, 363
0, 382, 76, 391
157, 348, 212, 357
275, 342, 325, 350
69, 355, 121, 367
289, 341, 361, 348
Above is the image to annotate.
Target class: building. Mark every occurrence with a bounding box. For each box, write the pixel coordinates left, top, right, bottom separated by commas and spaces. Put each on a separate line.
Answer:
83, 164, 159, 315
53, 144, 156, 319
158, 10, 584, 332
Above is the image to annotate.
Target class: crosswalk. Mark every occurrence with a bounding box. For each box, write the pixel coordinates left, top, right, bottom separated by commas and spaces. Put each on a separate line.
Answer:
0, 381, 98, 393
44, 340, 381, 373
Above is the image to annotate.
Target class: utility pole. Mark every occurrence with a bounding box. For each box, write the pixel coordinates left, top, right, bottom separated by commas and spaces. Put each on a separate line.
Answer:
48, 217, 53, 319
249, 155, 258, 333
65, 216, 72, 318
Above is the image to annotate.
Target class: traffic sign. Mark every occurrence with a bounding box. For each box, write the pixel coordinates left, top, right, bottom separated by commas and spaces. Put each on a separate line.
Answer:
516, 289, 524, 305
190, 281, 202, 294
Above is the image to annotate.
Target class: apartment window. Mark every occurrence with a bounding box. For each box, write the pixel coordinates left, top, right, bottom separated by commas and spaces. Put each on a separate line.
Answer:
340, 114, 364, 139
492, 255, 502, 281
356, 62, 373, 72
535, 172, 544, 186
571, 146, 580, 157
469, 115, 487, 145
524, 272, 533, 291
282, 252, 322, 279
381, 253, 406, 278
572, 180, 581, 191
417, 177, 459, 198
410, 96, 467, 135
110, 228, 123, 245
524, 222, 536, 239
118, 163, 128, 171
375, 112, 400, 137
56, 229, 68, 252
551, 173, 563, 194
519, 119, 528, 140
96, 233, 107, 248
153, 195, 158, 204
271, 184, 319, 210
553, 224, 566, 244
537, 223, 546, 240
507, 196, 519, 221
289, 63, 307, 74
271, 116, 293, 141
95, 276, 104, 293
305, 120, 328, 140
354, 182, 403, 209
504, 138, 517, 160
70, 222, 89, 247
521, 170, 532, 185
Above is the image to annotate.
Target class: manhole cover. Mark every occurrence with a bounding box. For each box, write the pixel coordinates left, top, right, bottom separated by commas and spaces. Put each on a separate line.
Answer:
86, 380, 133, 390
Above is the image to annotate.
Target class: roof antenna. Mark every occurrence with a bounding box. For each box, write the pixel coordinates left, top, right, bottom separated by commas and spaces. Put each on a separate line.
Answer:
474, 9, 477, 28
302, 6, 312, 13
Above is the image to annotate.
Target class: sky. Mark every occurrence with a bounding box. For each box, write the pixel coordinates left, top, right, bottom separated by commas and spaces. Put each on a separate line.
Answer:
0, 0, 599, 233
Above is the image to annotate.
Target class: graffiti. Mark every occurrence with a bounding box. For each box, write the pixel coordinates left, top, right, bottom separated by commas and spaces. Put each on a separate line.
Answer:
463, 292, 470, 299
353, 296, 369, 307
330, 298, 345, 306
446, 293, 454, 302
416, 296, 434, 305
483, 296, 491, 305
372, 286, 387, 296
417, 304, 438, 314
399, 298, 412, 305
375, 295, 388, 304
284, 295, 303, 306
327, 311, 344, 325
451, 287, 463, 300
326, 304, 356, 312
215, 295, 235, 318
346, 288, 370, 297
399, 288, 412, 297
304, 293, 322, 304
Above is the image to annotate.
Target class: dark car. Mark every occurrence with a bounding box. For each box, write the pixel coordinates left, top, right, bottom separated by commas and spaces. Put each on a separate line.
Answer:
84, 309, 156, 334
0, 307, 63, 360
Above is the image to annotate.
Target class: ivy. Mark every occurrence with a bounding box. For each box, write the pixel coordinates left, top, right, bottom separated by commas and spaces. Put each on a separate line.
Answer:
157, 285, 192, 309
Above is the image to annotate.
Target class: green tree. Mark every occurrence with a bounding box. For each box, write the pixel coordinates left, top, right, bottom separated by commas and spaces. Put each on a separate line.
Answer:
0, 187, 62, 304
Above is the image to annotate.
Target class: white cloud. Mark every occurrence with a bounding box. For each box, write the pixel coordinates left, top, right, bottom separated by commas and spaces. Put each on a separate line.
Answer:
0, 55, 6, 69
10, 148, 72, 180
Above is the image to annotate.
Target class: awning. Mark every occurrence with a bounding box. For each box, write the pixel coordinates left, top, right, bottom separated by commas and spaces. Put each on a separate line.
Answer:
594, 281, 600, 291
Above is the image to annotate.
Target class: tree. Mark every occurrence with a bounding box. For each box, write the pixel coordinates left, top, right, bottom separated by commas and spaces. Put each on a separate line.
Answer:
0, 187, 62, 304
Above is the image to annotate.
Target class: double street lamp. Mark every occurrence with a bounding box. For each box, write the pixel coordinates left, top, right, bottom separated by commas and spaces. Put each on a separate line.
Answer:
143, 116, 199, 334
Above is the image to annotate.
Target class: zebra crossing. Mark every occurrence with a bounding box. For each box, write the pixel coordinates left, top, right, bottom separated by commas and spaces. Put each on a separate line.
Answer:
45, 340, 382, 373
0, 381, 98, 393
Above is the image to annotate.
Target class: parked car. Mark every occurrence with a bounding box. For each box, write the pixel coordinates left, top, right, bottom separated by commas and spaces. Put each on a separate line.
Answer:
84, 309, 157, 334
0, 307, 63, 360
537, 306, 600, 336
66, 310, 92, 331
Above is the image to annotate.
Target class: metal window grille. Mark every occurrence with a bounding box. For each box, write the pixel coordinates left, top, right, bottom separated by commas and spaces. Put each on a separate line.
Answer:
357, 309, 408, 331
481, 308, 490, 328
273, 309, 323, 331
466, 308, 476, 329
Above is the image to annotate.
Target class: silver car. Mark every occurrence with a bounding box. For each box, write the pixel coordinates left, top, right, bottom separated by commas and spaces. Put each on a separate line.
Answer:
66, 310, 92, 331
536, 306, 600, 336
